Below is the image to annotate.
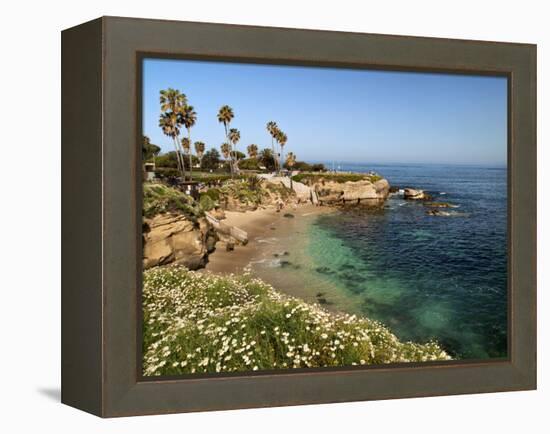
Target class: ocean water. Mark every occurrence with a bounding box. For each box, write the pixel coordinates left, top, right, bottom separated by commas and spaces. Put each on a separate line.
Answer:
253, 163, 508, 360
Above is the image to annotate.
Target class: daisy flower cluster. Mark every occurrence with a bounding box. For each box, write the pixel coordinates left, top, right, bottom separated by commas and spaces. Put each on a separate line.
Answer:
142, 266, 451, 376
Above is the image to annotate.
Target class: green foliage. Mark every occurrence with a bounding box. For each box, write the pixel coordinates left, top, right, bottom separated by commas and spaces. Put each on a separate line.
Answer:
283, 161, 326, 172
143, 183, 203, 220
238, 158, 261, 171
155, 151, 179, 169
201, 149, 221, 170
220, 179, 265, 205
310, 163, 326, 172
142, 135, 161, 162
265, 182, 293, 200
154, 167, 180, 179
292, 173, 381, 184
246, 176, 263, 192
142, 267, 451, 376
193, 173, 249, 183
259, 148, 276, 171
202, 188, 221, 201
199, 194, 216, 211
233, 150, 246, 160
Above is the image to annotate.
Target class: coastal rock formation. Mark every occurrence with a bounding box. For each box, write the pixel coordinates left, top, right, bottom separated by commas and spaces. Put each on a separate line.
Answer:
313, 178, 390, 204
424, 202, 457, 208
209, 207, 226, 221
219, 179, 297, 212
224, 195, 259, 212
426, 209, 452, 216
373, 179, 391, 198
143, 214, 218, 270
404, 188, 430, 200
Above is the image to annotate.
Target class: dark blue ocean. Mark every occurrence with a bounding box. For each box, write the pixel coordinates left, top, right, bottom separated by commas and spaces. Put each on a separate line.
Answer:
308, 163, 508, 359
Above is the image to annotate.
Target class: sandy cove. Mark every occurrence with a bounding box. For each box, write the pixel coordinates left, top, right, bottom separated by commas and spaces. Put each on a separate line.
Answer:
203, 204, 334, 274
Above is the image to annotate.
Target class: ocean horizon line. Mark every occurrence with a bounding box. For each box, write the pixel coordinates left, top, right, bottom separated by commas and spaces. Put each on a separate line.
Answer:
303, 160, 508, 169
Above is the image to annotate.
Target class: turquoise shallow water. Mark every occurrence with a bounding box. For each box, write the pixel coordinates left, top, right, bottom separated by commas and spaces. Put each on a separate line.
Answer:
307, 163, 507, 359
252, 163, 507, 360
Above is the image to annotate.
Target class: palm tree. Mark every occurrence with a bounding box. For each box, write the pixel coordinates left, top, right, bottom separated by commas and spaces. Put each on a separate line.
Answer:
286, 152, 296, 188
194, 141, 206, 169
220, 142, 231, 171
247, 144, 259, 159
159, 88, 187, 179
160, 88, 186, 112
217, 105, 234, 136
218, 105, 235, 176
159, 111, 185, 178
285, 152, 296, 169
228, 128, 241, 174
266, 121, 279, 172
180, 105, 197, 181
277, 130, 288, 172
181, 137, 191, 176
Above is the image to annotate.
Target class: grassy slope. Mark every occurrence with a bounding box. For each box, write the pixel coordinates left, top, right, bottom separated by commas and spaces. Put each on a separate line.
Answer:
143, 267, 450, 376
143, 183, 203, 220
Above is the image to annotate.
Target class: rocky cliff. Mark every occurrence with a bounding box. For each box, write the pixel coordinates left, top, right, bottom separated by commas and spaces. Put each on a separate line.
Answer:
143, 213, 218, 270
312, 178, 390, 205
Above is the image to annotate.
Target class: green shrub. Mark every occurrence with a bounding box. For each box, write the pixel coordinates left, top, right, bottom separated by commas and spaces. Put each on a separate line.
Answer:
220, 179, 265, 205
284, 161, 326, 171
155, 167, 180, 178
239, 158, 261, 170
292, 173, 381, 184
199, 194, 216, 211
311, 163, 326, 172
155, 152, 179, 168
265, 182, 293, 200
203, 188, 221, 201
193, 173, 251, 183
143, 183, 203, 220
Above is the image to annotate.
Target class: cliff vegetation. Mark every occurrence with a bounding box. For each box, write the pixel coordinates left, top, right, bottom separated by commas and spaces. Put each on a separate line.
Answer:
143, 266, 451, 376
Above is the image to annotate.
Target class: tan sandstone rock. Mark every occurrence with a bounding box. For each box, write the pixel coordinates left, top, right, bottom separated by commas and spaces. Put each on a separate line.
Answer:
143, 214, 217, 270
313, 178, 390, 204
404, 188, 429, 200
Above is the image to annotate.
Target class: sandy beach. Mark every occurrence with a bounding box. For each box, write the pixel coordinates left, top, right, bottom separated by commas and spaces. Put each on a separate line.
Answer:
204, 204, 334, 274
203, 203, 367, 316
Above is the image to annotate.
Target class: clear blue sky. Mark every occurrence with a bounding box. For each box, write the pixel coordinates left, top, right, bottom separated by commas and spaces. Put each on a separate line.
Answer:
142, 58, 507, 166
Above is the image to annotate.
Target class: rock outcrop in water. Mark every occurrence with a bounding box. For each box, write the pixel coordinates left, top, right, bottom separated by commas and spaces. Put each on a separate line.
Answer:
424, 202, 457, 208
404, 188, 431, 200
426, 209, 452, 217
312, 178, 390, 205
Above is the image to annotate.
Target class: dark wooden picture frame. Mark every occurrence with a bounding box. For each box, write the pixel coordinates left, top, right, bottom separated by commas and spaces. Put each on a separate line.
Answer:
61, 16, 536, 417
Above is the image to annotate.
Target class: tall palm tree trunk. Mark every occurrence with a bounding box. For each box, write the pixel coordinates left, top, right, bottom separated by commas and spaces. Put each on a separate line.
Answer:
225, 123, 234, 179
271, 137, 277, 173
232, 144, 238, 175
172, 137, 185, 179
177, 138, 187, 181
187, 130, 193, 182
